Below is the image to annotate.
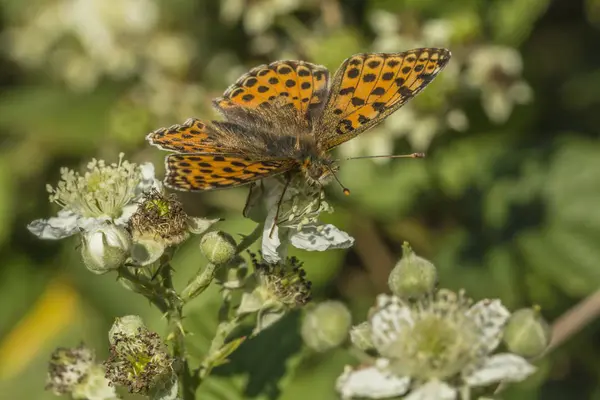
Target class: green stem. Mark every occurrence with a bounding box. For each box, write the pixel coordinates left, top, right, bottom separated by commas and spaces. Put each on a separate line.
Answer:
161, 264, 196, 400
236, 223, 264, 255
118, 267, 169, 313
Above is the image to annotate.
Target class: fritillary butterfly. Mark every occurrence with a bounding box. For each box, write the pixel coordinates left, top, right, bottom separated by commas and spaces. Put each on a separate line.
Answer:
147, 48, 451, 191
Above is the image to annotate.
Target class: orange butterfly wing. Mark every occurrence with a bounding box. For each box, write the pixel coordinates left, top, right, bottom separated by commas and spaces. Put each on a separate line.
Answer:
146, 118, 227, 154
213, 60, 330, 123
165, 154, 295, 191
316, 48, 451, 149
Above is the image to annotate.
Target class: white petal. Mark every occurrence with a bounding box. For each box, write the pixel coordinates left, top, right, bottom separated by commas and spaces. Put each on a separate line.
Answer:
466, 299, 510, 353
463, 353, 536, 387
290, 224, 354, 251
261, 207, 284, 264
336, 363, 410, 399
115, 203, 139, 226
187, 217, 221, 235
136, 162, 161, 194
404, 380, 456, 400
27, 210, 87, 239
369, 294, 413, 353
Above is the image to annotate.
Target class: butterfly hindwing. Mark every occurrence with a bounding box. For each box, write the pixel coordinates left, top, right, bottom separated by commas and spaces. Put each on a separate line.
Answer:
165, 154, 294, 191
316, 48, 451, 149
213, 60, 330, 124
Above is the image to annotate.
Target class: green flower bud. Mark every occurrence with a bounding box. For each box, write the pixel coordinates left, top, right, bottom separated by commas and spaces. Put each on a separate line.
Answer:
81, 223, 131, 274
301, 300, 352, 352
215, 255, 248, 289
200, 231, 237, 265
503, 307, 552, 358
388, 242, 437, 299
349, 322, 375, 352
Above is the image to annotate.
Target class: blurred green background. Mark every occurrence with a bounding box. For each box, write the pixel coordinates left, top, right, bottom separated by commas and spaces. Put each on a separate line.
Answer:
1, 0, 600, 398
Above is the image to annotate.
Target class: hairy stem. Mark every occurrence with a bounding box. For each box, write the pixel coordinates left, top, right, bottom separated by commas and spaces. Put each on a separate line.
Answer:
236, 222, 264, 255
181, 262, 218, 303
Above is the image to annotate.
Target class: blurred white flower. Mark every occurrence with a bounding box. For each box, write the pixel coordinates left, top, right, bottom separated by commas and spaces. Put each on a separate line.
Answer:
28, 154, 160, 240
336, 291, 535, 399
466, 46, 533, 123
422, 19, 453, 46
220, 0, 300, 34
3, 0, 199, 95
246, 178, 353, 264
46, 344, 117, 400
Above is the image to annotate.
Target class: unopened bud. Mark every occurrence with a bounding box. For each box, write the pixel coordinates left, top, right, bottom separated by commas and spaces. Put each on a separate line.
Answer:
301, 301, 352, 352
81, 223, 131, 274
388, 242, 437, 299
503, 307, 552, 358
200, 231, 237, 265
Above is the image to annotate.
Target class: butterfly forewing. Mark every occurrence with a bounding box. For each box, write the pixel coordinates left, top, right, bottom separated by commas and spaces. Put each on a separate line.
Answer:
165, 154, 295, 191
213, 60, 330, 125
316, 48, 451, 150
147, 118, 226, 154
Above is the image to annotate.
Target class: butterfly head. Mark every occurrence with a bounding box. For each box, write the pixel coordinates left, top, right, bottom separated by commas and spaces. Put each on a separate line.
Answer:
300, 154, 339, 186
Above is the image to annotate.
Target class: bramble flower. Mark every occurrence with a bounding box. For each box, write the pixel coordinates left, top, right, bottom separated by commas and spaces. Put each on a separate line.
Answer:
28, 153, 159, 240
128, 189, 218, 265
238, 252, 312, 333
246, 177, 354, 264
336, 291, 536, 399
104, 316, 175, 396
46, 344, 117, 400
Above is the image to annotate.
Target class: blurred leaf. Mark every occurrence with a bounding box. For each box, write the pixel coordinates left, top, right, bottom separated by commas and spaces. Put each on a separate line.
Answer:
491, 0, 550, 45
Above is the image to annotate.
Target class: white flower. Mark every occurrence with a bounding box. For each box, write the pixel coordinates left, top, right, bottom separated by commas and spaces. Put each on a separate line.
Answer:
46, 344, 117, 400
336, 291, 536, 399
465, 46, 533, 124
248, 177, 354, 264
28, 153, 160, 240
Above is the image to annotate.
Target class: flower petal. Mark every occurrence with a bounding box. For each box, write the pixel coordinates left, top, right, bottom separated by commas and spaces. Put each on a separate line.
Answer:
290, 224, 354, 252
369, 294, 414, 353
187, 217, 221, 235
136, 162, 161, 194
27, 210, 100, 239
466, 299, 510, 353
404, 380, 456, 400
463, 353, 536, 387
261, 207, 286, 264
336, 363, 410, 399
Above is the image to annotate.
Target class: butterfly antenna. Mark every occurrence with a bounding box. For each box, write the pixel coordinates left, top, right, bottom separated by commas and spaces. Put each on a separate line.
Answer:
326, 165, 351, 196
338, 152, 426, 161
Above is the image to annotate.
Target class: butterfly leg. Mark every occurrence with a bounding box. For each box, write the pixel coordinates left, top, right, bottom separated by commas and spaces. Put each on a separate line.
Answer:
269, 174, 292, 239
243, 182, 258, 219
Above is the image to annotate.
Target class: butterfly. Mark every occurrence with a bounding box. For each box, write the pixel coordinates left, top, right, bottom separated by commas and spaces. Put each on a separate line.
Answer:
147, 48, 451, 192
